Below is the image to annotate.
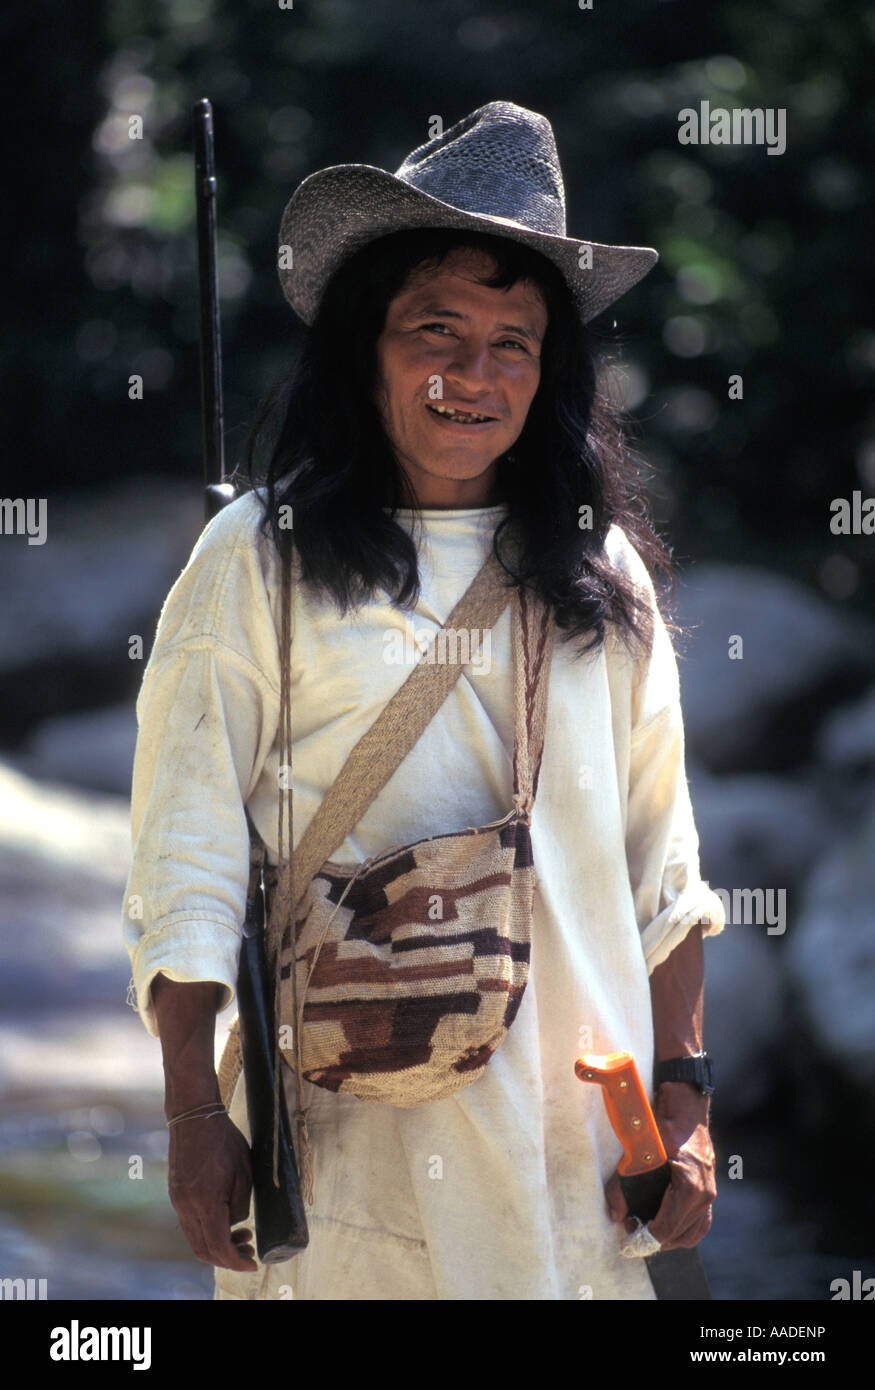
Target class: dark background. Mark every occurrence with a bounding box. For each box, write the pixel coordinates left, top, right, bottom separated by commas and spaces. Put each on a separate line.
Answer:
8, 0, 875, 587
1, 0, 873, 1303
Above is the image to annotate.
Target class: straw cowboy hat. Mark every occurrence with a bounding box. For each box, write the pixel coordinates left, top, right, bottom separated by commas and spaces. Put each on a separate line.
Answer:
277, 99, 658, 326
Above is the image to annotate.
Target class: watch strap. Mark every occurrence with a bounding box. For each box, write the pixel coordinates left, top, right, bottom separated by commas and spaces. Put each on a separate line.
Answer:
654, 1052, 714, 1095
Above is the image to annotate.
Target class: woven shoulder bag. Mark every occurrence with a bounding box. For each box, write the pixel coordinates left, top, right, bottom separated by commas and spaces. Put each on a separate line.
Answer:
220, 537, 554, 1199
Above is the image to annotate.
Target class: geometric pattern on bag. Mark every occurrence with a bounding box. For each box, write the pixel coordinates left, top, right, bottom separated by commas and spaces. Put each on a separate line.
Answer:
265, 808, 534, 1105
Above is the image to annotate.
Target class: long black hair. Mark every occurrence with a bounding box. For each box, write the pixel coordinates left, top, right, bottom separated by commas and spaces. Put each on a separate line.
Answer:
238, 226, 675, 661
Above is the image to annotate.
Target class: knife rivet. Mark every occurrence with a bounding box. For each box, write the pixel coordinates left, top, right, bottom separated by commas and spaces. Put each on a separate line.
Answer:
618, 1079, 628, 1089
631, 1117, 641, 1128
643, 1151, 653, 1163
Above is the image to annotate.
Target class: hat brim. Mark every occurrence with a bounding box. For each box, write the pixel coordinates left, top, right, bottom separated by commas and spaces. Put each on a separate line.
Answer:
278, 164, 658, 327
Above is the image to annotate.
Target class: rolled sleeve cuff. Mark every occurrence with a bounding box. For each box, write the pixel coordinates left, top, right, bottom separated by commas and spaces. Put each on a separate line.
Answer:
129, 914, 241, 1037
640, 882, 726, 975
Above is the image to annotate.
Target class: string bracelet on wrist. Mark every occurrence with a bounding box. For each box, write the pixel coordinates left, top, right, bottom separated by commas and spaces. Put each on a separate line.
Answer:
166, 1101, 228, 1128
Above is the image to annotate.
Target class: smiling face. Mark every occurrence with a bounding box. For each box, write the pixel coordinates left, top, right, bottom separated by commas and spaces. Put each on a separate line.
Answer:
372, 245, 548, 508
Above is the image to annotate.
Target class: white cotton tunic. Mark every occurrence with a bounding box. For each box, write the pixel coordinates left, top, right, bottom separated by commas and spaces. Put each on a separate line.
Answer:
122, 488, 725, 1301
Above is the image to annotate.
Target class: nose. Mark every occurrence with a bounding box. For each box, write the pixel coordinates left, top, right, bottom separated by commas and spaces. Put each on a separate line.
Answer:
444, 335, 495, 394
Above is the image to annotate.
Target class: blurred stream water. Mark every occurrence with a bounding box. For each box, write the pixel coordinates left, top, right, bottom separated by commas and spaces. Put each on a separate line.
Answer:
0, 1092, 213, 1300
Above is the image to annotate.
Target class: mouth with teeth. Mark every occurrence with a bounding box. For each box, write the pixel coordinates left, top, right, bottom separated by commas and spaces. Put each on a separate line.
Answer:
426, 403, 498, 426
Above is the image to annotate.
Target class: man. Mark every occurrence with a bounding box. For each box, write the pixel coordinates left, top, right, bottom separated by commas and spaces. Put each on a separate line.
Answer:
124, 101, 725, 1299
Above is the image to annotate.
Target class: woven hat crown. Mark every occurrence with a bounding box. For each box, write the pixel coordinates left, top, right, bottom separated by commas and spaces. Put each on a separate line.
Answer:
277, 98, 658, 326
394, 102, 567, 238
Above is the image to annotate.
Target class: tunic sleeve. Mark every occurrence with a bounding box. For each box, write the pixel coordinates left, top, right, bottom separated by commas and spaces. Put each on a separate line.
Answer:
616, 535, 726, 973
121, 495, 281, 1037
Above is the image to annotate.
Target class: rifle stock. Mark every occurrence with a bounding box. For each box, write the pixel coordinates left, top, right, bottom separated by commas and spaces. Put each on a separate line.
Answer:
238, 851, 309, 1260
193, 97, 309, 1261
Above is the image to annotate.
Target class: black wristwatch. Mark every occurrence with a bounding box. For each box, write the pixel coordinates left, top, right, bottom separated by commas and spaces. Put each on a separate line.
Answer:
654, 1051, 714, 1096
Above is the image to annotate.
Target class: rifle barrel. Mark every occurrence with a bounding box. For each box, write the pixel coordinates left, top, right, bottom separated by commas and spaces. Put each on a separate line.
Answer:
193, 98, 226, 522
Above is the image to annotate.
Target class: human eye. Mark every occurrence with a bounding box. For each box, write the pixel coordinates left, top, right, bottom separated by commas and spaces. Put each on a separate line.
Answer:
420, 321, 453, 335
497, 337, 528, 353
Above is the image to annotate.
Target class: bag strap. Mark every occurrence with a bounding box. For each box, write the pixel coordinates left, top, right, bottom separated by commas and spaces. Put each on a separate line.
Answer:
258, 539, 555, 886
512, 575, 554, 815
292, 547, 535, 897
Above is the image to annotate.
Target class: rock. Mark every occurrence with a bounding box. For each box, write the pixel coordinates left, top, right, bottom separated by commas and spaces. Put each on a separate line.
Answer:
14, 702, 138, 797
0, 756, 162, 1096
689, 761, 835, 894
0, 477, 203, 740
817, 684, 875, 768
813, 683, 875, 824
700, 923, 784, 1119
675, 565, 875, 774
0, 760, 132, 1017
0, 759, 233, 1096
687, 762, 833, 1120
784, 796, 875, 1094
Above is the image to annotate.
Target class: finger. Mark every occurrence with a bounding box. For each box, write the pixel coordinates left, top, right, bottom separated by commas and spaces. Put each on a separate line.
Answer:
175, 1211, 211, 1265
647, 1159, 706, 1243
657, 1204, 713, 1251
231, 1227, 255, 1254
174, 1202, 255, 1270
212, 1242, 258, 1272
199, 1201, 259, 1272
604, 1171, 628, 1225
651, 1188, 711, 1248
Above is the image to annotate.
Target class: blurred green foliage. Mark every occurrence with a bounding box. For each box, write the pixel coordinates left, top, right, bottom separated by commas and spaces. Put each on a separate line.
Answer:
5, 0, 874, 605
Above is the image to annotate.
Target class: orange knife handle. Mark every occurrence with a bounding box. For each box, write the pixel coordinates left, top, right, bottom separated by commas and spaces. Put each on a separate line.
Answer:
574, 1051, 667, 1177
